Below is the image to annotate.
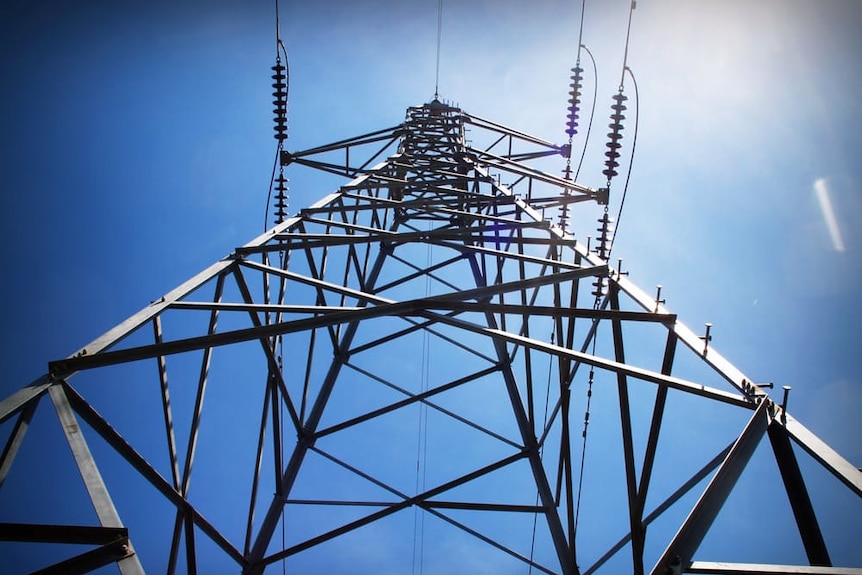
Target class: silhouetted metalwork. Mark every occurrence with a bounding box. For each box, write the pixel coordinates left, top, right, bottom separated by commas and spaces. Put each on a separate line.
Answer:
1, 100, 859, 575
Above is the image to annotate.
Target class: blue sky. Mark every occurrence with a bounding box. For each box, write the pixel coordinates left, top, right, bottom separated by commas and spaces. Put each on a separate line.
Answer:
1, 0, 861, 572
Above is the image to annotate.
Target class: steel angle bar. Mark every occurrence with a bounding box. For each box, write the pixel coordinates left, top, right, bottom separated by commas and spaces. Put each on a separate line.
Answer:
411, 203, 544, 227
767, 421, 831, 566
60, 382, 245, 566
50, 256, 604, 374
429, 314, 751, 409
153, 317, 181, 492
417, 302, 674, 323
419, 224, 553, 244
539, 300, 608, 449
262, 451, 528, 566
247, 246, 395, 569
609, 286, 646, 575
0, 523, 129, 545
583, 441, 734, 575
506, 148, 569, 162
467, 146, 594, 194
169, 301, 362, 314
291, 218, 544, 248
525, 193, 598, 210
241, 233, 383, 253
445, 240, 582, 271
299, 191, 400, 213
318, 363, 521, 449
229, 268, 302, 435
650, 400, 771, 575
480, 131, 508, 154
283, 125, 403, 159
423, 501, 543, 513
462, 112, 565, 152
480, 316, 576, 574
49, 386, 124, 529
0, 399, 37, 488
337, 172, 407, 190
291, 150, 399, 179
351, 137, 403, 174
0, 375, 51, 424
782, 413, 862, 497
374, 252, 465, 293
687, 562, 862, 574
29, 536, 134, 575
297, 215, 398, 236
48, 384, 145, 575
183, 513, 198, 575
591, 268, 763, 400
178, 272, 225, 500
420, 504, 560, 575
51, 260, 239, 378
637, 331, 678, 517
48, 298, 423, 372
285, 499, 394, 507
0, 523, 127, 544
243, 257, 605, 311
346, 312, 497, 364
396, 184, 515, 205
243, 381, 272, 557
309, 445, 408, 500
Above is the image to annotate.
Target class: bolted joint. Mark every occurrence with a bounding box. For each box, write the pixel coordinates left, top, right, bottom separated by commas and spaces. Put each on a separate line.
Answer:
596, 187, 610, 205
654, 284, 666, 312
699, 322, 713, 355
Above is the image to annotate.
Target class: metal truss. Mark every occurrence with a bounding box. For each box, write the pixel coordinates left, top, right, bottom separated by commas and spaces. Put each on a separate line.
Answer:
1, 100, 860, 574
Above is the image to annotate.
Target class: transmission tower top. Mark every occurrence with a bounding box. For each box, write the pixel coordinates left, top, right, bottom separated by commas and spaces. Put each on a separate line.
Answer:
1, 1, 860, 574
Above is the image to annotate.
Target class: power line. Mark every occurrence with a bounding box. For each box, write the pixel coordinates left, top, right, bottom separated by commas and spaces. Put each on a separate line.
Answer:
434, 0, 444, 99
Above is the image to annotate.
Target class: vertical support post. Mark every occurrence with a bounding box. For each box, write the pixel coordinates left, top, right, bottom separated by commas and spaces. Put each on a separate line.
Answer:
0, 399, 38, 489
636, 330, 677, 519
767, 421, 831, 566
246, 231, 396, 573
609, 283, 645, 575
466, 253, 577, 575
651, 400, 769, 575
49, 384, 145, 575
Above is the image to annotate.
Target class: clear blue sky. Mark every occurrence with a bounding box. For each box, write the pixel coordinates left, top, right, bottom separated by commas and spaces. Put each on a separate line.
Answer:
1, 0, 860, 573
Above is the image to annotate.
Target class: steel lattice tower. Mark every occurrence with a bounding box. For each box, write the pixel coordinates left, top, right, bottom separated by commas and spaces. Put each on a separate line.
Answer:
1, 99, 860, 575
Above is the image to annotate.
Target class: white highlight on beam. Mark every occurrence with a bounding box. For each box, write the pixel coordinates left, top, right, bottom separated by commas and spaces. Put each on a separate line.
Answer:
814, 178, 845, 252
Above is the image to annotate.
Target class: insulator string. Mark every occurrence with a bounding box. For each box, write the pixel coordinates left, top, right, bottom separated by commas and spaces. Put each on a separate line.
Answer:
602, 0, 636, 189
607, 66, 639, 262
267, 0, 290, 229
594, 0, 637, 274
558, 0, 590, 232
602, 90, 626, 185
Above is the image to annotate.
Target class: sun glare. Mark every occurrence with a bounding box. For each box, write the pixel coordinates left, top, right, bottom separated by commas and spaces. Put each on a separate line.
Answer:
814, 177, 845, 253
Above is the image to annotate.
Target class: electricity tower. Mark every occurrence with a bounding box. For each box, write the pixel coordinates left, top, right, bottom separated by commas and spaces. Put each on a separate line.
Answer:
1, 98, 860, 575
